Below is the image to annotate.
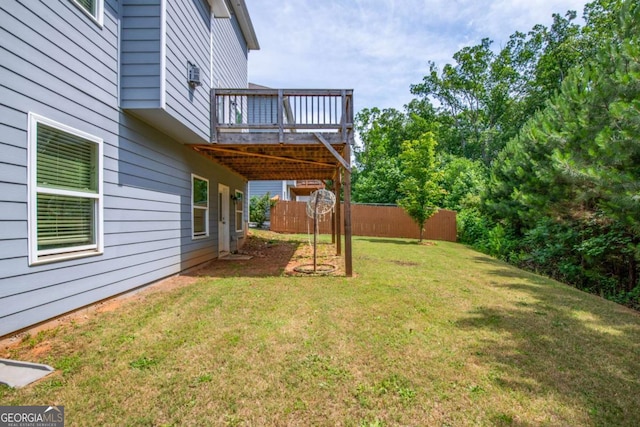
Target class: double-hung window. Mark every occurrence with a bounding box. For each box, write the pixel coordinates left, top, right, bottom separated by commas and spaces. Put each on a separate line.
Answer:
28, 113, 103, 265
192, 174, 209, 238
235, 191, 244, 233
71, 0, 104, 26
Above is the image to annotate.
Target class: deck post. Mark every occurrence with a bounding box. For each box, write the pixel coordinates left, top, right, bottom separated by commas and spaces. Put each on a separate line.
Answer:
277, 89, 284, 143
341, 90, 347, 144
331, 210, 336, 244
331, 179, 336, 245
210, 88, 217, 143
335, 169, 342, 256
343, 144, 352, 277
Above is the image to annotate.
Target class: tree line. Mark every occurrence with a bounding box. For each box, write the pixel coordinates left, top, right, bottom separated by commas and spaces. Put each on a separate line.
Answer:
353, 0, 640, 308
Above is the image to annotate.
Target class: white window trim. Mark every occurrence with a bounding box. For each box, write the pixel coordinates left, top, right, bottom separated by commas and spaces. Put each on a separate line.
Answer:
28, 113, 104, 266
235, 190, 244, 233
71, 0, 104, 27
192, 174, 209, 239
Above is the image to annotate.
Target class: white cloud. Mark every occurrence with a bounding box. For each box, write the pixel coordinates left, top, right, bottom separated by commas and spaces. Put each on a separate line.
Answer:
246, 0, 589, 111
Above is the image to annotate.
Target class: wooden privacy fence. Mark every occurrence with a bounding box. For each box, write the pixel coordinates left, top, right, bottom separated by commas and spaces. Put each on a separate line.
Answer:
270, 201, 457, 242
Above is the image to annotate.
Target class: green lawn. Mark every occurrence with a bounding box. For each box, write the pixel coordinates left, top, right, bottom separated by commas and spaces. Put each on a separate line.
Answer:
2, 231, 639, 426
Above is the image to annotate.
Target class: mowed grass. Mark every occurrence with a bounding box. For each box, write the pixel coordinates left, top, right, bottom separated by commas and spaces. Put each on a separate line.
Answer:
2, 231, 640, 426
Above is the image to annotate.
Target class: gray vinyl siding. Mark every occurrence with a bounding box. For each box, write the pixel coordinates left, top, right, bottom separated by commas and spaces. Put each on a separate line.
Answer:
0, 115, 244, 323
248, 181, 284, 221
249, 181, 284, 200
0, 0, 248, 336
212, 3, 248, 88
248, 95, 278, 125
164, 0, 210, 141
120, 0, 162, 108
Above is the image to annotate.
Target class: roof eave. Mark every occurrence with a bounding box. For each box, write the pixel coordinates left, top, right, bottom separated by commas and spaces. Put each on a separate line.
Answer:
208, 0, 231, 18
229, 0, 260, 51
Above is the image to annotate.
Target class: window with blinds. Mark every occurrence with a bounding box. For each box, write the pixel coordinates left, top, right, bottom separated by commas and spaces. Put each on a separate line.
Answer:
29, 113, 103, 264
192, 175, 209, 238
37, 124, 97, 193
37, 194, 94, 250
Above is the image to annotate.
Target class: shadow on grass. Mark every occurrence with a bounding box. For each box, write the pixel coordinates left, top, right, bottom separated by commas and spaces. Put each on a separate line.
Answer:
473, 256, 564, 287
356, 238, 417, 245
189, 233, 302, 278
472, 255, 508, 266
456, 265, 640, 425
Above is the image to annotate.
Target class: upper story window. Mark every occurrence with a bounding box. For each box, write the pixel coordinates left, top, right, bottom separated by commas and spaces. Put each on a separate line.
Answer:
28, 113, 104, 265
71, 0, 104, 26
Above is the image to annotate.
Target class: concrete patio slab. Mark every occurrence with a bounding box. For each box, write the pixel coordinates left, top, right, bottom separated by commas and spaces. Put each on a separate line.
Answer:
0, 358, 54, 388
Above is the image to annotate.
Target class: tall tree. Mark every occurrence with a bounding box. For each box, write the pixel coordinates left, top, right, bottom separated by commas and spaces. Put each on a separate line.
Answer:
439, 155, 487, 212
353, 104, 436, 204
410, 39, 496, 162
353, 107, 406, 204
488, 0, 640, 297
410, 37, 537, 164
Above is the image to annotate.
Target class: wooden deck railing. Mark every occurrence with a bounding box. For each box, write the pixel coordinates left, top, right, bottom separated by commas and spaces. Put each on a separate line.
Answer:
211, 89, 354, 143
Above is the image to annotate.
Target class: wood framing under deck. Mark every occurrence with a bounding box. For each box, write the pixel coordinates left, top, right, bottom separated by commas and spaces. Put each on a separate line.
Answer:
190, 88, 355, 276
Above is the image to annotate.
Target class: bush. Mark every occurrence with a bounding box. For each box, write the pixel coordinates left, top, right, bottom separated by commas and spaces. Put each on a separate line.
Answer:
457, 207, 492, 245
249, 193, 275, 228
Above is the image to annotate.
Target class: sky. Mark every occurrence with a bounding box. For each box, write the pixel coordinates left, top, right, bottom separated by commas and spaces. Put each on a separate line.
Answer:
245, 0, 590, 113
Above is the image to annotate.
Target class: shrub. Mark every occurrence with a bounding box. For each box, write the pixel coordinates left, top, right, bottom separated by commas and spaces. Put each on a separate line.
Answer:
249, 193, 275, 228
457, 207, 492, 246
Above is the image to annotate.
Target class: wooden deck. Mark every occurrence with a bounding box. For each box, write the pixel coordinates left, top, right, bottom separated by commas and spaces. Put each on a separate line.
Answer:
190, 88, 355, 276
190, 89, 354, 180
289, 180, 326, 197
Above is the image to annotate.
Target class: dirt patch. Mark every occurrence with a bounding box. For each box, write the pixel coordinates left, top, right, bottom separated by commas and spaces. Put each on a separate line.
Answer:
0, 231, 344, 358
391, 260, 420, 266
192, 231, 344, 278
0, 274, 200, 359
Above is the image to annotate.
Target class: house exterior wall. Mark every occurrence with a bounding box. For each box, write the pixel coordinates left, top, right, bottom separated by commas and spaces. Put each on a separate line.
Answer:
248, 180, 295, 221
211, 1, 247, 88
248, 94, 278, 124
164, 0, 211, 139
249, 181, 287, 200
0, 0, 250, 337
120, 0, 212, 143
120, 0, 163, 108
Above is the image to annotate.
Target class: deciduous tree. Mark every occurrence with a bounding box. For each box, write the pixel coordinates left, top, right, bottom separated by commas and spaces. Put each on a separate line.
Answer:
397, 133, 446, 241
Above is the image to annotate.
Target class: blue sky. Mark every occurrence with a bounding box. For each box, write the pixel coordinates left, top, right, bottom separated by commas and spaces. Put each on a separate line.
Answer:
245, 0, 590, 112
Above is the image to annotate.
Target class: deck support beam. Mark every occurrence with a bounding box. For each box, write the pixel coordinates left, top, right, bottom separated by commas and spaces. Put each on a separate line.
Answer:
343, 143, 352, 277
208, 88, 355, 276
335, 170, 342, 256
330, 177, 336, 245
314, 133, 350, 172
196, 146, 335, 168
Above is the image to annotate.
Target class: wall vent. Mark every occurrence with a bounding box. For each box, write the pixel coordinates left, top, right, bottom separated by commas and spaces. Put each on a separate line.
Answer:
188, 63, 201, 88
